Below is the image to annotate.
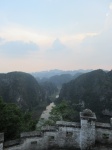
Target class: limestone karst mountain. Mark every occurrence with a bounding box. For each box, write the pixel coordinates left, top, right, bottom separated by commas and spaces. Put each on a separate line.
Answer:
34, 72, 83, 89
0, 72, 46, 110
32, 69, 91, 79
58, 69, 112, 121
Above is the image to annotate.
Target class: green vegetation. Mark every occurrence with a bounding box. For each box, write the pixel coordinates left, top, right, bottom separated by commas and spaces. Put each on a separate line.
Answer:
0, 97, 37, 141
0, 71, 50, 122
42, 101, 78, 126
58, 70, 112, 122
0, 71, 46, 110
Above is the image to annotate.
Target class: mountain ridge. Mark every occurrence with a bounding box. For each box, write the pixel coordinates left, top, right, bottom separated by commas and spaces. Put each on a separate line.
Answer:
0, 71, 46, 110
31, 69, 92, 79
58, 69, 112, 121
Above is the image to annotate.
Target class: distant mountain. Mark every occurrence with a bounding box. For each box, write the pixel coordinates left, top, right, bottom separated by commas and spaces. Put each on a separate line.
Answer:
32, 69, 88, 88
40, 81, 58, 101
48, 73, 83, 88
48, 74, 73, 88
58, 69, 112, 121
31, 69, 92, 79
0, 72, 46, 110
35, 73, 83, 89
32, 71, 83, 104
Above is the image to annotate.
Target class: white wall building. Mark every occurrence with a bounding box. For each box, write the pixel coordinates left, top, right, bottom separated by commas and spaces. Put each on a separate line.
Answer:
1, 109, 112, 150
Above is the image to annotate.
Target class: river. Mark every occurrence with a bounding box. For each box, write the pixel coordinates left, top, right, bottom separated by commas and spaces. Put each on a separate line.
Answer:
40, 102, 55, 120
36, 102, 55, 128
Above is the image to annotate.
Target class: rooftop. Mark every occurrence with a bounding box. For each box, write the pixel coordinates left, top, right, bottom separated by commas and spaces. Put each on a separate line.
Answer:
41, 126, 57, 132
56, 121, 80, 128
96, 122, 111, 129
21, 131, 42, 138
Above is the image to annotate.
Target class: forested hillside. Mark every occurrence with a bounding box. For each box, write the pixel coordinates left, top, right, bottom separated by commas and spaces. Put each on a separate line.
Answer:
58, 69, 112, 121
0, 72, 46, 110
35, 73, 82, 89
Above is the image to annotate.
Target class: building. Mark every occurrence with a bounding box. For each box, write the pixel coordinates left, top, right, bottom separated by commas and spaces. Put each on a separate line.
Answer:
1, 109, 112, 150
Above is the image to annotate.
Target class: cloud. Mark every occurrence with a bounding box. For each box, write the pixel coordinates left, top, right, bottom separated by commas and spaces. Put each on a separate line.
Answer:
47, 38, 69, 57
104, 3, 112, 31
0, 41, 39, 58
0, 37, 5, 44
79, 27, 112, 68
0, 25, 54, 48
109, 3, 112, 10
0, 38, 3, 41
50, 38, 66, 51
78, 2, 112, 68
44, 38, 76, 70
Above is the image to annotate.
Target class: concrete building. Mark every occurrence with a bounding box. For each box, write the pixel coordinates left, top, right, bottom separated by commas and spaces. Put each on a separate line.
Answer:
1, 109, 112, 150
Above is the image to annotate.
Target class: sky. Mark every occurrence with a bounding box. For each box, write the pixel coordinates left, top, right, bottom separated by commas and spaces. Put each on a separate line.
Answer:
0, 0, 112, 72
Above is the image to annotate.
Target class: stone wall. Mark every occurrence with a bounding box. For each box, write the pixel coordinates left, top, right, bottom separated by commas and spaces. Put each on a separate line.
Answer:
56, 121, 80, 149
96, 122, 112, 144
0, 133, 4, 150
4, 131, 44, 150
0, 144, 3, 150
4, 124, 81, 150
4, 139, 20, 148
2, 110, 112, 150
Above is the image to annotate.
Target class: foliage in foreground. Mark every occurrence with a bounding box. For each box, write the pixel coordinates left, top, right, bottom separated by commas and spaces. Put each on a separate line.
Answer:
43, 101, 79, 126
0, 97, 37, 141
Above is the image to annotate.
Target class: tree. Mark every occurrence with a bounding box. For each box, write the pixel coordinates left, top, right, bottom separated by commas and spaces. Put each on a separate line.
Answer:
44, 101, 77, 125
0, 97, 36, 141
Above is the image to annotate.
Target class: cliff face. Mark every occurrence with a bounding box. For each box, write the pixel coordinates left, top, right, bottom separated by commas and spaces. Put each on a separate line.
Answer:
0, 72, 46, 110
58, 70, 112, 118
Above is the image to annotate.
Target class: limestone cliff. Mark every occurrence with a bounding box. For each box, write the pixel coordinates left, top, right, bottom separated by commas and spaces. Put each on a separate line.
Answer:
0, 72, 46, 110
58, 69, 112, 121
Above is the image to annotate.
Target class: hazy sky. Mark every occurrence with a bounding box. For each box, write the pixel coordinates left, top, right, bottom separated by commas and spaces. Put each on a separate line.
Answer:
0, 0, 112, 72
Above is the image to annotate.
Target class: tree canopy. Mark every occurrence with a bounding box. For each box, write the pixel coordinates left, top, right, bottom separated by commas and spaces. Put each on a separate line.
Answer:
0, 97, 36, 141
43, 101, 79, 126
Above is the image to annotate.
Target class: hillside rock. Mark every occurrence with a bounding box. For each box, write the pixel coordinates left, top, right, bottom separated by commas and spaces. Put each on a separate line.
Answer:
58, 69, 112, 119
0, 72, 46, 110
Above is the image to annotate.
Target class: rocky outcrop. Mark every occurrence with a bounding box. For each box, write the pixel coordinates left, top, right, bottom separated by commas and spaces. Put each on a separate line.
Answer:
0, 72, 46, 110
58, 69, 112, 121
